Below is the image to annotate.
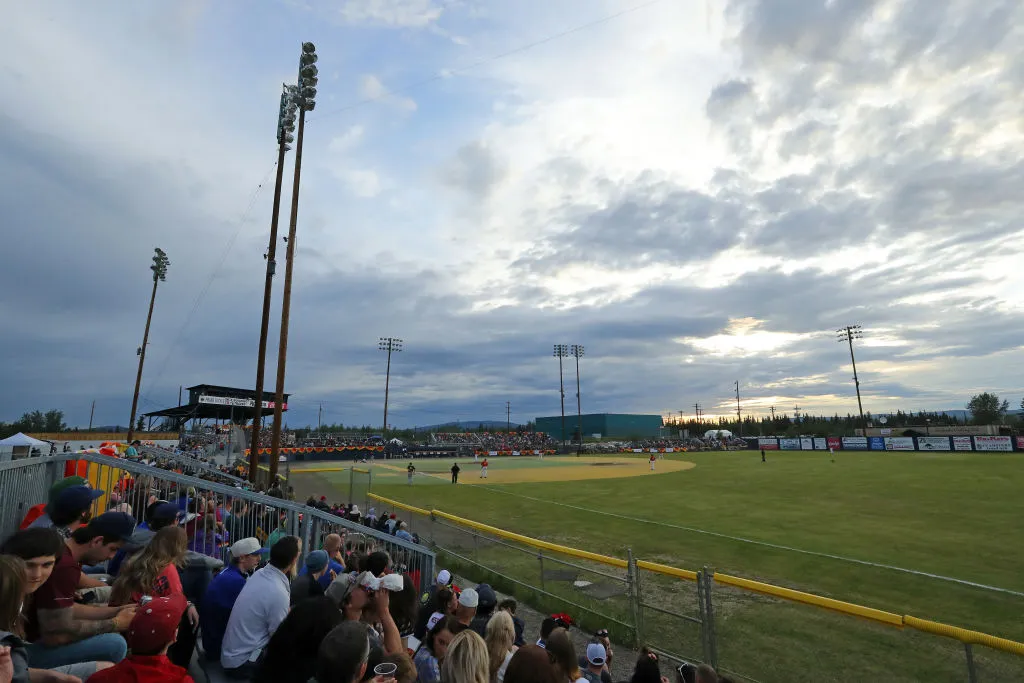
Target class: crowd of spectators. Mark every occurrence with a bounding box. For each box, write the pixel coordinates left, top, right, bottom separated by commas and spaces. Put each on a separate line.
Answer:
430, 434, 481, 446
475, 433, 555, 451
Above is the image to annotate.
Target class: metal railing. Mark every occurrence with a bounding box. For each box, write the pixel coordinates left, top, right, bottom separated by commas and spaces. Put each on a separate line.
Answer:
0, 455, 435, 594
137, 445, 248, 485
369, 493, 1024, 683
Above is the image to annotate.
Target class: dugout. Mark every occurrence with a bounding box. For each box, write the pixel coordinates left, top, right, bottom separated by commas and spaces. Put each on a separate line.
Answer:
534, 413, 663, 440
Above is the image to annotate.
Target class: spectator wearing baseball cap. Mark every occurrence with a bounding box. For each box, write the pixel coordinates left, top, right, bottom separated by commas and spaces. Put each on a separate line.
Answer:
88, 593, 193, 683
581, 643, 608, 683
19, 476, 91, 530
290, 550, 330, 606
29, 484, 105, 538
198, 538, 264, 662
24, 512, 137, 670
469, 583, 497, 637
455, 588, 478, 628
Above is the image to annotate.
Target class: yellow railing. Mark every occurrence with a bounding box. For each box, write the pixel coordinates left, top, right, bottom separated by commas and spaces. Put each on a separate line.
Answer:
368, 492, 1024, 658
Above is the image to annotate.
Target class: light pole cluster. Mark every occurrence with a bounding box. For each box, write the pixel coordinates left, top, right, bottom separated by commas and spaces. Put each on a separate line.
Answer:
553, 345, 568, 450
378, 337, 403, 442
837, 324, 866, 430
127, 248, 170, 444
259, 42, 318, 483
571, 344, 584, 454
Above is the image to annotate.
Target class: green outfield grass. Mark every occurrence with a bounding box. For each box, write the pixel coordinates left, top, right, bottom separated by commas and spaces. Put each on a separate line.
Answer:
292, 451, 1024, 682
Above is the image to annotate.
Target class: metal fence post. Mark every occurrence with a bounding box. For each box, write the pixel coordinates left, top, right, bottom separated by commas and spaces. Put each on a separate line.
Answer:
702, 567, 719, 671
627, 548, 644, 648
348, 466, 354, 506
366, 469, 373, 511
964, 643, 978, 683
538, 552, 546, 593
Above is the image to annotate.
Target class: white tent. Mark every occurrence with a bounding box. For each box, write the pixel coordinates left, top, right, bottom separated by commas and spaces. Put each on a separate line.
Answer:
0, 432, 52, 462
703, 429, 733, 440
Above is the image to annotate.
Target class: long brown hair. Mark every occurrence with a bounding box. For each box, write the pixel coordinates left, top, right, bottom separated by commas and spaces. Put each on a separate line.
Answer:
545, 627, 581, 682
0, 556, 27, 635
110, 525, 187, 605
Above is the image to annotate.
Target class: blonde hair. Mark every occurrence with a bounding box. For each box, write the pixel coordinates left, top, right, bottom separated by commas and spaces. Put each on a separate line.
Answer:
110, 525, 187, 605
485, 611, 515, 682
440, 629, 489, 683
0, 556, 27, 636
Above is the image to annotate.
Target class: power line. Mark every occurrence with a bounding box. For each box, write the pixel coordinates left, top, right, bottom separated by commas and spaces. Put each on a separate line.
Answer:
310, 0, 665, 122
141, 159, 279, 404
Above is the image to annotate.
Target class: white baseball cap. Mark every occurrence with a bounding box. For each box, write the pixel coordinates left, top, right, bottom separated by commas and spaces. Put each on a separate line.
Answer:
230, 538, 265, 558
437, 569, 452, 585
459, 588, 479, 608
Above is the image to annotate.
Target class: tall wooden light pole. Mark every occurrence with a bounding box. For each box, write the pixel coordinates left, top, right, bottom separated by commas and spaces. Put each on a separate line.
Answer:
248, 86, 298, 482
127, 248, 169, 443
837, 325, 867, 430
269, 42, 318, 482
553, 345, 568, 450
378, 337, 403, 443
570, 344, 584, 455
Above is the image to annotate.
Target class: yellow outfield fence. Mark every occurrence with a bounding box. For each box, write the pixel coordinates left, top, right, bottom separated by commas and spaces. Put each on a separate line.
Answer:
369, 492, 1024, 682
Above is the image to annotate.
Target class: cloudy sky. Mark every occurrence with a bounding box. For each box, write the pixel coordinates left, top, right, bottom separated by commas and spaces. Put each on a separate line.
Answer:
2, 0, 1023, 430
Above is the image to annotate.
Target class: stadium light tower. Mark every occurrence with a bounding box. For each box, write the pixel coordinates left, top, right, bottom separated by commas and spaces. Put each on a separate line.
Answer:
269, 42, 318, 481
571, 344, 584, 455
837, 325, 866, 430
379, 337, 403, 442
127, 248, 169, 444
553, 344, 569, 450
249, 85, 299, 482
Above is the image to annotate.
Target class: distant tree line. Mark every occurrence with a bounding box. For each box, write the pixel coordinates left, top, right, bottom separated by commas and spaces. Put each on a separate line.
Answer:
0, 410, 67, 439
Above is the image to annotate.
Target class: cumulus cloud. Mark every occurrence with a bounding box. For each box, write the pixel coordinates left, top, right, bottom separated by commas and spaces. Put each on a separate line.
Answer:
1, 0, 1023, 429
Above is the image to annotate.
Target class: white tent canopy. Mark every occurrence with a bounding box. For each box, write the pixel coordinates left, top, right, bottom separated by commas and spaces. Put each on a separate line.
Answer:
0, 432, 52, 462
0, 432, 50, 448
704, 429, 733, 439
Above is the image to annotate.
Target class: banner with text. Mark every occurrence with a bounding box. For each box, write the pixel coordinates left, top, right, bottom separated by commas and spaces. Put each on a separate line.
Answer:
758, 438, 779, 450
199, 395, 286, 410
917, 436, 951, 451
841, 436, 868, 450
813, 438, 828, 450
973, 435, 1013, 452
827, 437, 842, 450
800, 438, 813, 450
868, 437, 885, 450
885, 437, 915, 451
779, 438, 801, 450
952, 436, 973, 451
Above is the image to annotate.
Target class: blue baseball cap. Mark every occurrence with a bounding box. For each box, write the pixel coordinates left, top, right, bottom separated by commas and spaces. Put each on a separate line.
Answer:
88, 511, 137, 541
52, 485, 105, 517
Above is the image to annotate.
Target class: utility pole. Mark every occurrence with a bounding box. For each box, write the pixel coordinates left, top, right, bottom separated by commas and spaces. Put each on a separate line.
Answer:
269, 42, 319, 483
571, 344, 584, 455
88, 401, 95, 432
735, 381, 742, 436
318, 402, 322, 435
249, 84, 297, 483
836, 325, 867, 431
378, 337, 403, 443
770, 405, 776, 432
794, 404, 800, 424
506, 401, 511, 434
695, 403, 702, 425
127, 248, 170, 444
553, 345, 569, 450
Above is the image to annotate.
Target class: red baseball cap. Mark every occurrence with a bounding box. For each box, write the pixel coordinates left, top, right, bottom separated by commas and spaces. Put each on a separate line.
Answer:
127, 594, 187, 654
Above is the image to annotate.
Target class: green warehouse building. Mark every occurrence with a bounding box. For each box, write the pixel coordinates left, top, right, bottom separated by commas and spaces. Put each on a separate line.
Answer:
534, 413, 664, 441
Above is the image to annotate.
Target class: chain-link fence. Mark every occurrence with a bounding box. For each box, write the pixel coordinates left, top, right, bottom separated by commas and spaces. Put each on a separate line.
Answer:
0, 454, 436, 594
368, 493, 1024, 683
350, 467, 372, 512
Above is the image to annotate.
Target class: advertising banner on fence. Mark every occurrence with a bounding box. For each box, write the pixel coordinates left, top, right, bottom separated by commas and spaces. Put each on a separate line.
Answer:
633, 449, 643, 453
800, 438, 813, 450
917, 437, 951, 451
885, 437, 915, 451
1018, 437, 1024, 450
814, 438, 828, 450
779, 438, 801, 450
868, 437, 885, 450
952, 436, 973, 451
758, 438, 779, 450
827, 437, 841, 451
665, 448, 675, 453
973, 436, 1013, 452
842, 436, 868, 450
